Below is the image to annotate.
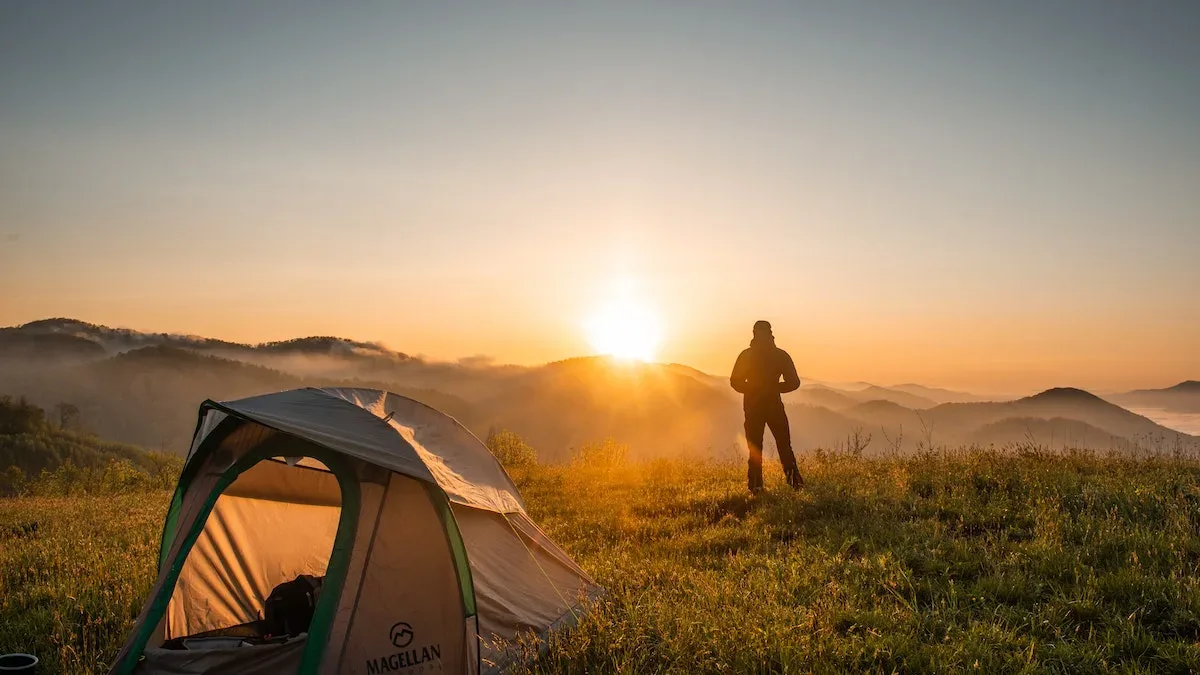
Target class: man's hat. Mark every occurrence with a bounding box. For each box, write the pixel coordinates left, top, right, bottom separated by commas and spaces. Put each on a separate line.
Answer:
753, 320, 772, 333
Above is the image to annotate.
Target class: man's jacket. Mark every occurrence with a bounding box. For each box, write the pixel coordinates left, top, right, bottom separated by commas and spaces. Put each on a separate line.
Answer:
730, 337, 800, 409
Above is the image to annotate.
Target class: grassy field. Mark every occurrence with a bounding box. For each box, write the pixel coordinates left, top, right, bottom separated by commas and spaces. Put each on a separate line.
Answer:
5, 449, 1200, 673
0, 493, 164, 673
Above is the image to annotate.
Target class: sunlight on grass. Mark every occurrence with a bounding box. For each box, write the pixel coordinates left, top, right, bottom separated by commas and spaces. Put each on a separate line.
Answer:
5, 449, 1200, 672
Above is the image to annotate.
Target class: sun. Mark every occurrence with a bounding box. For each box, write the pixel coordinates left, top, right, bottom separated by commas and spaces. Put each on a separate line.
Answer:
585, 288, 663, 362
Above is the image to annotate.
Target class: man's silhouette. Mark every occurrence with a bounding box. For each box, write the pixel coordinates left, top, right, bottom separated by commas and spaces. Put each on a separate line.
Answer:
730, 320, 803, 493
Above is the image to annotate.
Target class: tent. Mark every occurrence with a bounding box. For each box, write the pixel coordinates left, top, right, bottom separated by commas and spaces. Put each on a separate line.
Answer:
110, 387, 599, 674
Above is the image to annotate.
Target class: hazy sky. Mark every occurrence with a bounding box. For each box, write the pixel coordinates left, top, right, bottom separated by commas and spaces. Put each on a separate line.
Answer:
2, 2, 1197, 394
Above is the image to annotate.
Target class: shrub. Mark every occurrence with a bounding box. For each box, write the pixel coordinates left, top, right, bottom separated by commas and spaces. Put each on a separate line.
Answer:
13, 455, 183, 497
0, 465, 24, 495
486, 429, 538, 468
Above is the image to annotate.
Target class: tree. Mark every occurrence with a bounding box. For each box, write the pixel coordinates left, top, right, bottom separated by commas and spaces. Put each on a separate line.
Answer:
55, 402, 80, 430
0, 396, 45, 435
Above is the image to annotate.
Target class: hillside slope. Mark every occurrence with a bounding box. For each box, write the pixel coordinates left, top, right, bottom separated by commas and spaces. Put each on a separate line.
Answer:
1109, 381, 1200, 414
0, 346, 480, 452
477, 357, 743, 462
925, 388, 1188, 446
851, 385, 938, 409
0, 396, 175, 483
3, 319, 1195, 459
965, 417, 1136, 450
888, 383, 1001, 404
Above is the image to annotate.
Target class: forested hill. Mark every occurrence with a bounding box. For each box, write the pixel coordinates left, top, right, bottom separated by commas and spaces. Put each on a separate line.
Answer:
2, 318, 1197, 460
0, 396, 179, 493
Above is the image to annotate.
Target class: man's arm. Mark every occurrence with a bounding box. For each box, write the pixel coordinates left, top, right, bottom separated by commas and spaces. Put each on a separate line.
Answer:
778, 351, 801, 393
730, 351, 749, 393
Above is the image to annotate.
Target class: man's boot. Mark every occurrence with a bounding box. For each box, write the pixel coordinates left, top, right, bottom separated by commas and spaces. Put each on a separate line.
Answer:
748, 473, 764, 495
786, 469, 804, 490
748, 464, 764, 495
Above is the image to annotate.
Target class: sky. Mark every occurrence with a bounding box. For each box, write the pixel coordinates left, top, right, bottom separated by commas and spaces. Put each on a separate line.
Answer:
1, 1, 1197, 394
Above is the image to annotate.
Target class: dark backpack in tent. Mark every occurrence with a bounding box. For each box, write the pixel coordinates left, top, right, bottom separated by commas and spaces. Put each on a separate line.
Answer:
263, 575, 323, 637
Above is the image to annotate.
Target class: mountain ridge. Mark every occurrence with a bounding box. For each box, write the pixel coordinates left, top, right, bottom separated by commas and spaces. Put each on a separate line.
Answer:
1105, 381, 1200, 416
6, 317, 414, 363
2, 318, 1196, 458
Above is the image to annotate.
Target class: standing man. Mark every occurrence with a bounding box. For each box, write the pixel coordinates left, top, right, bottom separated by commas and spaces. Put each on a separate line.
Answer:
730, 320, 803, 493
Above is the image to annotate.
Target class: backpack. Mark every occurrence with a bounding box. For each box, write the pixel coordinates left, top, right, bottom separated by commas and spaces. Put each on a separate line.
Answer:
263, 574, 323, 637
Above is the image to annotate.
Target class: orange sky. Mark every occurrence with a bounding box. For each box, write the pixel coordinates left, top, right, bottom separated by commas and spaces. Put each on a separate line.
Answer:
2, 4, 1198, 395
3, 270, 1196, 395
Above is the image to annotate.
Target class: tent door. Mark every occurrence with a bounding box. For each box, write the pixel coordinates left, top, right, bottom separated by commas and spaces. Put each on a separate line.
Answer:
116, 446, 360, 675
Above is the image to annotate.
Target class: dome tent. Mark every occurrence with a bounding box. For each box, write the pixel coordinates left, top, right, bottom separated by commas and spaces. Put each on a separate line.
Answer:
110, 388, 598, 675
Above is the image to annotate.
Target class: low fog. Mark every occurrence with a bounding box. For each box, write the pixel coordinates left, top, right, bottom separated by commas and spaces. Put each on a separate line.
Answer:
1, 319, 1197, 461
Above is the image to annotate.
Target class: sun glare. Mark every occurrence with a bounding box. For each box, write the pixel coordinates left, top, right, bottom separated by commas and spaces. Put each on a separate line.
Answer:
585, 283, 663, 362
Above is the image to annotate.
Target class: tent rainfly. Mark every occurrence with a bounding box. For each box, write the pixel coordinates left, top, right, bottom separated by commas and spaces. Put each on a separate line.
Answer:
109, 387, 599, 675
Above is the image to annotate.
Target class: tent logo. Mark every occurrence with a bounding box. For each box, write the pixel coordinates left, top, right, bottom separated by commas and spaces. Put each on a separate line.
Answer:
389, 622, 414, 649
369, 622, 440, 674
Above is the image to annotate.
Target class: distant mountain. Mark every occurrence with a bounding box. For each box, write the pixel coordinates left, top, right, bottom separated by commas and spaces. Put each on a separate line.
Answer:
844, 400, 923, 429
849, 385, 938, 410
2, 318, 1195, 459
0, 345, 478, 452
1011, 388, 1177, 441
2, 317, 415, 366
1, 346, 302, 450
255, 336, 413, 361
0, 329, 106, 361
1108, 381, 1200, 414
809, 380, 876, 392
820, 387, 1197, 454
966, 417, 1135, 451
11, 317, 247, 353
888, 383, 1000, 404
662, 363, 731, 391
788, 385, 861, 411
0, 318, 517, 396
907, 388, 1193, 451
476, 356, 742, 462
783, 404, 868, 452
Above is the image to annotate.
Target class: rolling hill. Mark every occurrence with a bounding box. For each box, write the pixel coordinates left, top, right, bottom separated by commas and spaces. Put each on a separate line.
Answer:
0, 329, 107, 361
883, 388, 1196, 452
1108, 381, 1200, 414
0, 395, 176, 485
1, 318, 1196, 459
888, 383, 1001, 404
788, 385, 861, 411
788, 387, 1198, 455
850, 385, 938, 410
3, 317, 418, 372
966, 417, 1135, 450
844, 400, 924, 430
0, 345, 479, 452
475, 357, 743, 462
8, 317, 247, 354
958, 388, 1180, 443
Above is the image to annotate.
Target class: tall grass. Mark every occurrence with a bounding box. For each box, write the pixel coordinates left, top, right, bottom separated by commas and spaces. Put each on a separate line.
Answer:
511, 449, 1200, 673
4, 448, 1200, 673
0, 494, 166, 673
